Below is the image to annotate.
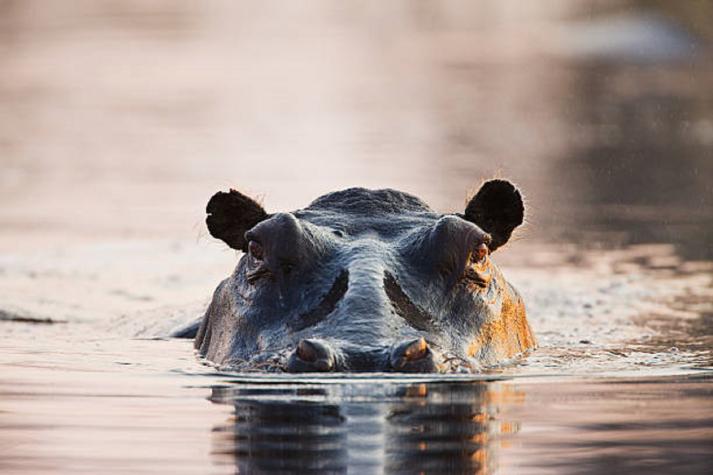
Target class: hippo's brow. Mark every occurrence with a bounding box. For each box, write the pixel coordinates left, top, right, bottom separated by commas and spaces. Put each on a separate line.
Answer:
383, 272, 435, 332
290, 270, 349, 331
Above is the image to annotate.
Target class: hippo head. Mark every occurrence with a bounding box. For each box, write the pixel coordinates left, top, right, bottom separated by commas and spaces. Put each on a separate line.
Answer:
195, 180, 535, 373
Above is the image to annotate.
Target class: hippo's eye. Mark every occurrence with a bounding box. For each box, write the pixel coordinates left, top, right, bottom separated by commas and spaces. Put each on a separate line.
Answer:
471, 243, 489, 264
248, 240, 263, 260
464, 243, 491, 289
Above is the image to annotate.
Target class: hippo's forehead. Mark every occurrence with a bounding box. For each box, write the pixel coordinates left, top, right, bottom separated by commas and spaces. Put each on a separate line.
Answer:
294, 187, 441, 239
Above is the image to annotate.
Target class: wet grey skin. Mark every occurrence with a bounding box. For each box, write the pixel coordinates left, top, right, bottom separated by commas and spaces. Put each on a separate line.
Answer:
192, 180, 536, 373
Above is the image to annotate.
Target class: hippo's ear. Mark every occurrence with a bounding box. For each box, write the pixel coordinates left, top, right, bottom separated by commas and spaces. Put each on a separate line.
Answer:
464, 180, 524, 252
206, 189, 268, 251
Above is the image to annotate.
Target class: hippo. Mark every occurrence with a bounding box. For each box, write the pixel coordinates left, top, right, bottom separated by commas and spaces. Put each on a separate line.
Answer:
193, 180, 535, 373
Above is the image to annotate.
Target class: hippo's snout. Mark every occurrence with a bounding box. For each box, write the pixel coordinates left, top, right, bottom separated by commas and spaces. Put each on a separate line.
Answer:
285, 337, 442, 373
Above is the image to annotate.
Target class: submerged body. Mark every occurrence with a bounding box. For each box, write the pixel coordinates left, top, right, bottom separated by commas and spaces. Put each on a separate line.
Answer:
195, 180, 535, 372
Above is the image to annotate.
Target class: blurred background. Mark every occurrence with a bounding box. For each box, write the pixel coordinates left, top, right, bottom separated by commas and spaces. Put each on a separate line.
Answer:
1, 0, 711, 259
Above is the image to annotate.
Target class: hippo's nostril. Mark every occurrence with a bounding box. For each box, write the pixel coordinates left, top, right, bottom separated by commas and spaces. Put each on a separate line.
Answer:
390, 338, 438, 372
296, 339, 320, 363
403, 337, 428, 361
288, 339, 335, 372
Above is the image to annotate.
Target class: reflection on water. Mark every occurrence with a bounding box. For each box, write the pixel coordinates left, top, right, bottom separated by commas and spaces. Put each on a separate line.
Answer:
209, 381, 512, 473
206, 377, 713, 474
